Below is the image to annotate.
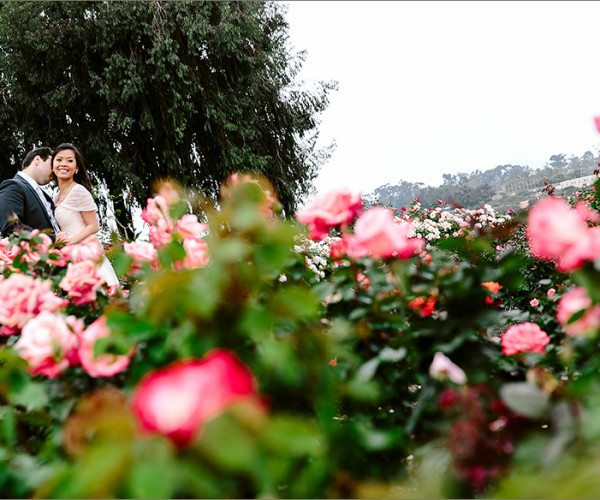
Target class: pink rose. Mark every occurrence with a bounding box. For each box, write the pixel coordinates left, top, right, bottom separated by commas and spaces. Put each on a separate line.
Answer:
14, 312, 79, 378
527, 197, 600, 272
59, 260, 104, 305
132, 350, 261, 447
48, 248, 68, 267
176, 214, 209, 239
594, 116, 600, 134
501, 323, 550, 356
183, 237, 210, 269
78, 316, 131, 378
61, 236, 104, 264
348, 207, 425, 259
356, 273, 370, 291
221, 173, 277, 216
19, 230, 52, 264
296, 189, 362, 241
149, 226, 172, 248
429, 352, 467, 385
556, 287, 600, 336
157, 182, 181, 205
141, 195, 173, 233
123, 241, 158, 265
0, 237, 19, 266
529, 298, 539, 307
0, 274, 68, 336
329, 237, 348, 259
547, 288, 556, 297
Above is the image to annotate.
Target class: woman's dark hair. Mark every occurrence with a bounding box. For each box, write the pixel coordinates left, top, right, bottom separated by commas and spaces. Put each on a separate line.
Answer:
51, 143, 93, 193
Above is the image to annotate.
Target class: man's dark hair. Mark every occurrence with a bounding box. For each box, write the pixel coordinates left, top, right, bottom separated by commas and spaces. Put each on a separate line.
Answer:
21, 147, 53, 170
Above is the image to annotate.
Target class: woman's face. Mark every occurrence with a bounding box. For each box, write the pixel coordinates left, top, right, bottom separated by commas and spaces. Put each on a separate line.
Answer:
53, 149, 78, 182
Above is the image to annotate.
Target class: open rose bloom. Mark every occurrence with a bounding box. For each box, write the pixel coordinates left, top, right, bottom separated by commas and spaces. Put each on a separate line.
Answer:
59, 260, 105, 306
78, 316, 131, 378
61, 236, 104, 264
527, 197, 600, 272
347, 207, 424, 259
131, 350, 262, 447
296, 188, 362, 241
0, 274, 68, 336
14, 312, 79, 378
556, 287, 600, 336
501, 322, 550, 356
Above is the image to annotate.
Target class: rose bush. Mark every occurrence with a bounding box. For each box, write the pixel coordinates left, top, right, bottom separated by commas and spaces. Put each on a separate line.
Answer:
1, 169, 600, 498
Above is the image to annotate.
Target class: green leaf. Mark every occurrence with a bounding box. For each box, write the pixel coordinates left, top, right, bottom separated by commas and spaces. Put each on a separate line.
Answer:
8, 381, 49, 412
500, 382, 550, 418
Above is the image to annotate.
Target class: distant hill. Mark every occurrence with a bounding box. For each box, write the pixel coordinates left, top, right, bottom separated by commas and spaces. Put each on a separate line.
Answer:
365, 151, 599, 213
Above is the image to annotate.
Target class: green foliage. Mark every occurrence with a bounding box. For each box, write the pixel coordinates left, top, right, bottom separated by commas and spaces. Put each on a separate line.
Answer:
2, 177, 600, 497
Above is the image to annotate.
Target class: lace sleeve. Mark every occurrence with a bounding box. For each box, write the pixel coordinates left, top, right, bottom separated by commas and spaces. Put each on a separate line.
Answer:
60, 184, 97, 212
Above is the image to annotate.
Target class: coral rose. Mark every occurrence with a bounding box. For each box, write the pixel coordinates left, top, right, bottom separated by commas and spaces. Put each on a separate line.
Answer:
14, 312, 78, 378
78, 316, 131, 378
481, 281, 502, 294
296, 188, 362, 241
501, 323, 550, 356
131, 350, 261, 447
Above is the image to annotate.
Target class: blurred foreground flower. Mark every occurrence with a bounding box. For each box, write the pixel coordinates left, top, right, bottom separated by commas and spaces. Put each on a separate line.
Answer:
131, 350, 263, 447
429, 352, 467, 385
347, 207, 424, 259
296, 188, 362, 241
527, 197, 600, 272
556, 287, 600, 336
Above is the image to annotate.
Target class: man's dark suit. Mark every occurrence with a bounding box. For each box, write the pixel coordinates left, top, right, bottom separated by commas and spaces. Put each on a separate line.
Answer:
0, 174, 58, 240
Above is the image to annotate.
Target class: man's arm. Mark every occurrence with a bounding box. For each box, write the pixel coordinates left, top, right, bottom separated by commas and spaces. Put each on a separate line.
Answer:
0, 180, 26, 237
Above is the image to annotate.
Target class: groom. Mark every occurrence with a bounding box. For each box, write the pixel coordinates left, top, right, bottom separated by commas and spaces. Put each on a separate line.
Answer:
0, 147, 67, 242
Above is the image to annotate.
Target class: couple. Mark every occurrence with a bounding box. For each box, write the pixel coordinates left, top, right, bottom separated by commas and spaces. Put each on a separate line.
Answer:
0, 143, 119, 286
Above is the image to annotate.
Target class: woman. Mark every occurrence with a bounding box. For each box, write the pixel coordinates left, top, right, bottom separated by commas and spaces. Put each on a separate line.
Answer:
52, 143, 119, 287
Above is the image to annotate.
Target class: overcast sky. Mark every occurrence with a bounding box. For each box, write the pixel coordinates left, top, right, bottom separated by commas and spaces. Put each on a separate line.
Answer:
284, 1, 600, 198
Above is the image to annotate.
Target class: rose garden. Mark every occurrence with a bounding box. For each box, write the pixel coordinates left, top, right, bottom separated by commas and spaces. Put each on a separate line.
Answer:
1, 160, 600, 498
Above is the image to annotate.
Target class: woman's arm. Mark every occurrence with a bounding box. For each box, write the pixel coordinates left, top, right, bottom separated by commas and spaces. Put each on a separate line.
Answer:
67, 210, 99, 245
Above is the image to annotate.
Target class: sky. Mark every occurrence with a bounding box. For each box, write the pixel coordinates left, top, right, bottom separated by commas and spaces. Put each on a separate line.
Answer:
284, 1, 600, 198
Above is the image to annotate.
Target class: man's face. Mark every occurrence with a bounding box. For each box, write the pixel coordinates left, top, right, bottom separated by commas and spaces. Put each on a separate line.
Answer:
37, 157, 53, 185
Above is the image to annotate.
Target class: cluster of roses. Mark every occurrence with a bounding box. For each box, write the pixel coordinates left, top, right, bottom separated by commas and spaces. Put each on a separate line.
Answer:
124, 187, 210, 270
485, 195, 600, 358
1, 230, 112, 303
296, 188, 424, 259
399, 200, 511, 243
0, 272, 129, 378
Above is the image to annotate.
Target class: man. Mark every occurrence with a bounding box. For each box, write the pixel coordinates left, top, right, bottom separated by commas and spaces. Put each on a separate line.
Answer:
0, 147, 67, 242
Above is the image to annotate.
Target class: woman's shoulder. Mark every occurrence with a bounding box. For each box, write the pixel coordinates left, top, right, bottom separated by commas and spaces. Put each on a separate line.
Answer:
63, 183, 97, 211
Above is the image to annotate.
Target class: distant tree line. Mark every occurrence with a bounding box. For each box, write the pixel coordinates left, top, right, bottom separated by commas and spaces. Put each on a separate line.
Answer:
367, 151, 599, 211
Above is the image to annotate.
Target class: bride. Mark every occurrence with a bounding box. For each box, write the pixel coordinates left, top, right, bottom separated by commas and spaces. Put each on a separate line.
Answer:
52, 143, 119, 287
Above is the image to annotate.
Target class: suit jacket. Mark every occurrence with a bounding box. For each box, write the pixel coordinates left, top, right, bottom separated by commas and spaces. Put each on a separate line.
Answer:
0, 174, 58, 241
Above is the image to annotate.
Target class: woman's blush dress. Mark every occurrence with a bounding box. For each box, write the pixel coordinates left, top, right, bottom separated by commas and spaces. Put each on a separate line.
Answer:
54, 183, 119, 286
